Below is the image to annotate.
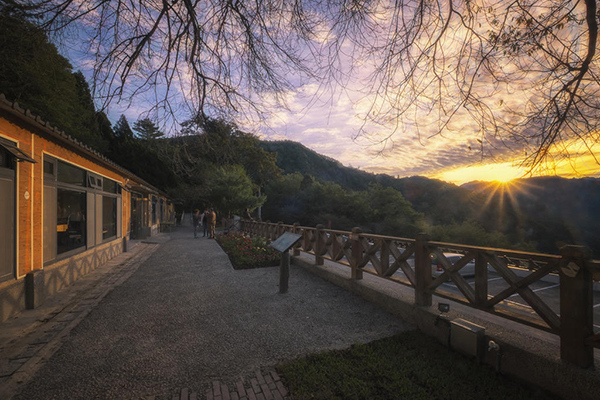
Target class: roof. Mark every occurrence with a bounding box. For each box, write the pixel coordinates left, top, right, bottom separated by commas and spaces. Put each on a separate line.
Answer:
0, 93, 169, 197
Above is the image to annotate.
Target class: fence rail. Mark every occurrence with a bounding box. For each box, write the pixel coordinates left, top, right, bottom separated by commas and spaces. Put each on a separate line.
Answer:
240, 219, 600, 369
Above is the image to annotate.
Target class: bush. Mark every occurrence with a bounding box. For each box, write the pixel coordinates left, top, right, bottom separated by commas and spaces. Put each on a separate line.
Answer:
216, 232, 281, 269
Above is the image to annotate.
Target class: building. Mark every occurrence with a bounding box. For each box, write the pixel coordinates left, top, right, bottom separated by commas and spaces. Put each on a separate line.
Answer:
0, 94, 172, 322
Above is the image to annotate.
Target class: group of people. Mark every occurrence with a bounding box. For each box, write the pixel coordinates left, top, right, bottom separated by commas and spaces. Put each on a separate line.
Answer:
193, 208, 216, 239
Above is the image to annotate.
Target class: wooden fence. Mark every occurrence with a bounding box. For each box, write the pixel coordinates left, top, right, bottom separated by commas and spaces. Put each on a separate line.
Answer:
240, 219, 600, 369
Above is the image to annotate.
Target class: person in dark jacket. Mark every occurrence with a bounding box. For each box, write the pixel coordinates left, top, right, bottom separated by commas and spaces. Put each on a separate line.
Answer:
201, 209, 208, 237
192, 209, 201, 238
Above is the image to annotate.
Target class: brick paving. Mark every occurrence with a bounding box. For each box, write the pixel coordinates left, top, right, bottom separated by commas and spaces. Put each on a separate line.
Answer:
157, 370, 289, 400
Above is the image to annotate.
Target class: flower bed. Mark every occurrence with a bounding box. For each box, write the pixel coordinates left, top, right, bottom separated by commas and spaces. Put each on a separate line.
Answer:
216, 232, 281, 269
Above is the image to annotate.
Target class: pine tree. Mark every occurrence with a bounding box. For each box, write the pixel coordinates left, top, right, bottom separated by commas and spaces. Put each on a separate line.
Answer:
133, 118, 164, 140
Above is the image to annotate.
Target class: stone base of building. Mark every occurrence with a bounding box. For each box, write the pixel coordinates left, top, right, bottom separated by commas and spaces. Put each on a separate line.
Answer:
0, 238, 123, 322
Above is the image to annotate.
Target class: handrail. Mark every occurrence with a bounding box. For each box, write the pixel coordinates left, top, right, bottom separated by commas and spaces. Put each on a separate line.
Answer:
239, 219, 599, 369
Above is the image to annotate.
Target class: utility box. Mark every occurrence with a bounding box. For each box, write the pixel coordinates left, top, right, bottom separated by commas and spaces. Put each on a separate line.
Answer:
25, 269, 45, 309
451, 318, 485, 362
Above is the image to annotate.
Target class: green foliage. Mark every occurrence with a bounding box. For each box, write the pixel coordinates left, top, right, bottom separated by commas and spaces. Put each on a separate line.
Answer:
362, 184, 423, 238
260, 141, 372, 191
278, 331, 554, 400
133, 118, 164, 140
206, 165, 265, 217
159, 117, 280, 209
262, 175, 422, 237
427, 220, 536, 250
216, 232, 280, 269
0, 11, 108, 152
107, 115, 179, 190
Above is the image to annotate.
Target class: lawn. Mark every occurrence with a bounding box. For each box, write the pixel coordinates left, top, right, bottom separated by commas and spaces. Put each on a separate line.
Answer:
277, 330, 555, 400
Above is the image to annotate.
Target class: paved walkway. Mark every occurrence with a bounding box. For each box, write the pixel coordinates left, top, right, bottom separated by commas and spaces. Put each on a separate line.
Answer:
0, 224, 411, 399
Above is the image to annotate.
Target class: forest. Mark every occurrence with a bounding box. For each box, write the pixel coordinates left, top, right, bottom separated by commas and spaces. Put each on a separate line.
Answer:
1, 10, 598, 257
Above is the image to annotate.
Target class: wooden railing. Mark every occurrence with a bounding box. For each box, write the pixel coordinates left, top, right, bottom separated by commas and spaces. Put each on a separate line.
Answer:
240, 219, 600, 369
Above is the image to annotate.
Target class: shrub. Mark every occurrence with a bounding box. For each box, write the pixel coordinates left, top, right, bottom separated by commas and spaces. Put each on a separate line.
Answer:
216, 232, 281, 269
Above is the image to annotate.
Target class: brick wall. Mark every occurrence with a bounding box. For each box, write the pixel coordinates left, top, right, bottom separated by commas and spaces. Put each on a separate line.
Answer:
0, 108, 148, 321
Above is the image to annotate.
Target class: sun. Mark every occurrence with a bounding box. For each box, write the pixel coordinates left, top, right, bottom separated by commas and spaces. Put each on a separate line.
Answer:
433, 162, 526, 185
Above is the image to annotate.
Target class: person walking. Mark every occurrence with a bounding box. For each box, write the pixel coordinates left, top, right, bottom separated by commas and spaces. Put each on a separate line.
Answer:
192, 209, 201, 238
200, 209, 208, 237
207, 208, 217, 238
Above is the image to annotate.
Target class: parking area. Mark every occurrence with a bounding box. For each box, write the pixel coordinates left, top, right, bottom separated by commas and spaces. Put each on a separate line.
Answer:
359, 256, 600, 334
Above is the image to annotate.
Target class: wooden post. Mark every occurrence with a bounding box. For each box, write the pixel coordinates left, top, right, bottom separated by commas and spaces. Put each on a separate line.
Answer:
279, 250, 290, 294
414, 233, 432, 307
277, 221, 283, 238
559, 245, 594, 368
474, 252, 488, 307
380, 239, 390, 276
350, 227, 363, 280
293, 223, 300, 256
315, 224, 324, 265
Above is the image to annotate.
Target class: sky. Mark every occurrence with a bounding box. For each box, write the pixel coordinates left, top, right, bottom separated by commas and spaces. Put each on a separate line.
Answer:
63, 1, 600, 186
241, 83, 600, 185
101, 68, 600, 186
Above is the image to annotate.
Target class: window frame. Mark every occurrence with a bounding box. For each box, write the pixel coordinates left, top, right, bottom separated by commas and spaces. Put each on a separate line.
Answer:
43, 155, 122, 264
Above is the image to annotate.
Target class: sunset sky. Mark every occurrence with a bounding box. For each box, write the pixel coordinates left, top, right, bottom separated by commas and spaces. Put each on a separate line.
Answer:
65, 1, 600, 187
105, 78, 600, 186
244, 85, 600, 185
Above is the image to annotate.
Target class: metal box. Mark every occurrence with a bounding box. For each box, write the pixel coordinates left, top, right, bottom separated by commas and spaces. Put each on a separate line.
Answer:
450, 318, 485, 362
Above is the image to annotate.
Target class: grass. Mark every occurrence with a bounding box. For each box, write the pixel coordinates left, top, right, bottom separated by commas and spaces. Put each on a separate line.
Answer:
216, 232, 281, 269
277, 330, 555, 400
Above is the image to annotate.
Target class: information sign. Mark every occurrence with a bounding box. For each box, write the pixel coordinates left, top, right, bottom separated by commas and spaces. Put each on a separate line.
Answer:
270, 232, 302, 253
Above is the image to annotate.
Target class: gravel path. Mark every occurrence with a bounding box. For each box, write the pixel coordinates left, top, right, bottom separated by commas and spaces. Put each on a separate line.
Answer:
13, 225, 412, 399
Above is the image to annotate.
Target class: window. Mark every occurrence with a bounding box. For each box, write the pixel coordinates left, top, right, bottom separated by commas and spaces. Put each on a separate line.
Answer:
102, 196, 117, 239
43, 160, 54, 175
103, 178, 117, 193
44, 155, 123, 262
0, 146, 12, 169
87, 174, 102, 190
56, 189, 86, 255
57, 161, 85, 186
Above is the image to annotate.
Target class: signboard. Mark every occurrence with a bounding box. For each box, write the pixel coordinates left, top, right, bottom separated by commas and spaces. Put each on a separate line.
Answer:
270, 232, 302, 253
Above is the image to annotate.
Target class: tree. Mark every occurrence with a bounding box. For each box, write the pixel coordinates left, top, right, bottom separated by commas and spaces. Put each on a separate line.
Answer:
0, 10, 108, 152
113, 115, 135, 143
108, 115, 179, 190
12, 1, 600, 170
133, 118, 164, 140
206, 165, 265, 218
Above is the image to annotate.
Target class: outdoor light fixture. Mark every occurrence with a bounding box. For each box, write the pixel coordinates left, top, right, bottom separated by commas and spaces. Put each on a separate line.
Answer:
435, 303, 451, 330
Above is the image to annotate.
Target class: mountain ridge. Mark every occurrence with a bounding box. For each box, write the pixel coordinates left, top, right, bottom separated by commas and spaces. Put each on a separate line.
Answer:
260, 139, 600, 256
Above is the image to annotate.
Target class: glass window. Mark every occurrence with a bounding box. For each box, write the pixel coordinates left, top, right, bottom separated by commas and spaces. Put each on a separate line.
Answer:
57, 189, 86, 254
43, 160, 54, 176
0, 147, 14, 169
102, 196, 117, 239
57, 161, 85, 186
103, 178, 117, 193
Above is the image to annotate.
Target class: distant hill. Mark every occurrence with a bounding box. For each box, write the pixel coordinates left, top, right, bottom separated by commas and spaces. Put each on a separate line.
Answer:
460, 177, 600, 255
260, 139, 600, 256
260, 140, 484, 225
259, 140, 375, 191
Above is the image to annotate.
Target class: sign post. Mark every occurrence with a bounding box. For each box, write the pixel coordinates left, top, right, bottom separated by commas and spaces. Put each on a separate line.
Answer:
270, 232, 303, 294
